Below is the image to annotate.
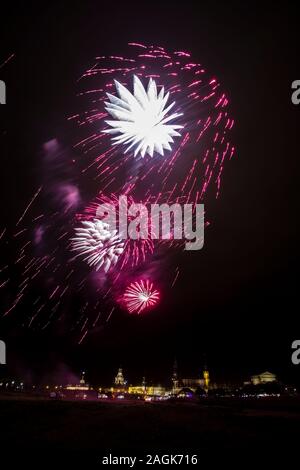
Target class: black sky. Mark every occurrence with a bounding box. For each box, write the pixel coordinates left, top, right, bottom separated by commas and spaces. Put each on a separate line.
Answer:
0, 1, 299, 386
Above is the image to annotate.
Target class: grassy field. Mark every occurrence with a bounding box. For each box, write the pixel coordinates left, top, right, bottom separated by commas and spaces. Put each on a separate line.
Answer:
0, 397, 299, 465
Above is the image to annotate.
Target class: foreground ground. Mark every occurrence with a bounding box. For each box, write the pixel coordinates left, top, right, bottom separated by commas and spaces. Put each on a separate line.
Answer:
0, 396, 299, 465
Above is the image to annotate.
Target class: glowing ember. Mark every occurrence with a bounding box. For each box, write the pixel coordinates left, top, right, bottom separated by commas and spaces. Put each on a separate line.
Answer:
123, 280, 160, 314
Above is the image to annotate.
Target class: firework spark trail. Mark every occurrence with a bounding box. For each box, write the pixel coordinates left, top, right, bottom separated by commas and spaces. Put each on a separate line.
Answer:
171, 267, 180, 288
0, 53, 15, 69
92, 310, 102, 327
16, 186, 43, 226
106, 306, 115, 322
0, 228, 6, 241
3, 293, 24, 317
78, 330, 88, 344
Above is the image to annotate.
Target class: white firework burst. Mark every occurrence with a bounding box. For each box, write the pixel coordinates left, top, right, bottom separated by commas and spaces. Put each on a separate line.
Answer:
71, 219, 124, 273
104, 75, 183, 158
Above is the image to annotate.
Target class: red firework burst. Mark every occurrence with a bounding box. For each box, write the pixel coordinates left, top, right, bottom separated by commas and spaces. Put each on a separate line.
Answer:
123, 280, 160, 314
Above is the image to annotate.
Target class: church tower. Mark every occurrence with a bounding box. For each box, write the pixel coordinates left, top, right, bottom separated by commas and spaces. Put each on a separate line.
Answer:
172, 359, 179, 393
203, 366, 210, 392
80, 371, 86, 385
142, 376, 146, 394
114, 368, 125, 387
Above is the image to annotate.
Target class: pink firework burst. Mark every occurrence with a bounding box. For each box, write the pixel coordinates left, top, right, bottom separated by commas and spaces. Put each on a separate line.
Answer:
72, 42, 235, 203
123, 280, 160, 314
76, 193, 155, 270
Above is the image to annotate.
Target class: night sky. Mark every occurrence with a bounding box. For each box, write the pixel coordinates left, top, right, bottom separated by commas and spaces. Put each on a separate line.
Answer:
0, 1, 299, 387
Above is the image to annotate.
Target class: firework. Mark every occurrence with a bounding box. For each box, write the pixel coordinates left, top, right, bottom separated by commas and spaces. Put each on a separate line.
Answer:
122, 279, 160, 314
79, 193, 155, 270
0, 43, 235, 342
73, 43, 234, 202
104, 75, 183, 157
71, 219, 124, 272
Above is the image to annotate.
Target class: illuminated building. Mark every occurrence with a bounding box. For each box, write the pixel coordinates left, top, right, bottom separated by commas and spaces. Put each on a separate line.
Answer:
180, 367, 210, 393
65, 371, 90, 391
127, 376, 167, 397
77, 362, 212, 398
251, 371, 277, 385
128, 385, 166, 396
114, 368, 125, 386
127, 385, 145, 395
181, 378, 204, 389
